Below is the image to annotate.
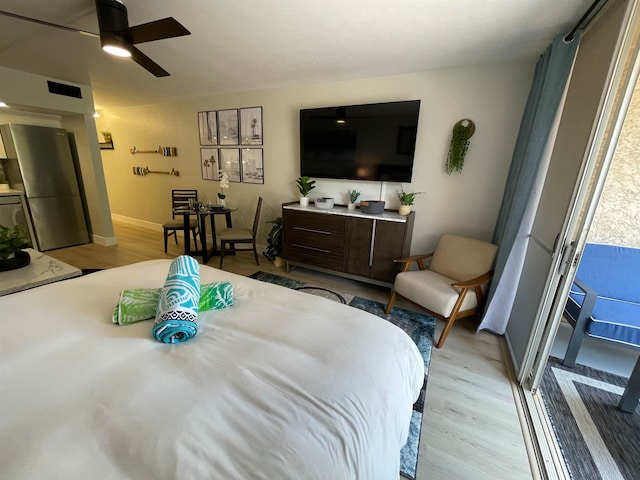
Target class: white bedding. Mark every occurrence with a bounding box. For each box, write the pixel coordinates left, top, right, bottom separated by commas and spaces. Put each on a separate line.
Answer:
0, 260, 424, 480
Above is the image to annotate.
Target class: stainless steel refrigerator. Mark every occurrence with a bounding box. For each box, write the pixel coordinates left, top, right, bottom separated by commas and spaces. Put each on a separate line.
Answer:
0, 123, 89, 251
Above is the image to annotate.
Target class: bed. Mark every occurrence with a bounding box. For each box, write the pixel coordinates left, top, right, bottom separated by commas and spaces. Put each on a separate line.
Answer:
0, 259, 424, 479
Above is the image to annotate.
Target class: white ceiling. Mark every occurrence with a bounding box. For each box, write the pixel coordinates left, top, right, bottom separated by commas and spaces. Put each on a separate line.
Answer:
0, 0, 590, 110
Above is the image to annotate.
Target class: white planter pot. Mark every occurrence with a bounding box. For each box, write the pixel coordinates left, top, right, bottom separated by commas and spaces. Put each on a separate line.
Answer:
347, 202, 356, 210
398, 205, 412, 216
299, 196, 309, 207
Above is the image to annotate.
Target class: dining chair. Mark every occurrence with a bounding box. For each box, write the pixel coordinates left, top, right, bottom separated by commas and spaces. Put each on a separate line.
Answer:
162, 189, 199, 253
385, 233, 498, 348
218, 197, 263, 268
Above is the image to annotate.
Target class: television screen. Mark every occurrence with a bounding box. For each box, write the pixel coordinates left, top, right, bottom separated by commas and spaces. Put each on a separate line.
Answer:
300, 100, 420, 182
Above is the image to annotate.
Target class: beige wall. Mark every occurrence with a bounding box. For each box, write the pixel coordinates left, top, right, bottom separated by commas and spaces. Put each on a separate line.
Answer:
98, 60, 535, 251
588, 81, 640, 248
0, 66, 115, 245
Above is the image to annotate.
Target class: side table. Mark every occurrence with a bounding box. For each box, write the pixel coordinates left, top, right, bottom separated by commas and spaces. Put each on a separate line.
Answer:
0, 249, 82, 296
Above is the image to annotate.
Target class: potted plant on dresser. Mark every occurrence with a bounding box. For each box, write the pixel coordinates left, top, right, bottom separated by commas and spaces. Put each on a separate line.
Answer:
0, 224, 32, 271
296, 176, 316, 207
347, 189, 361, 210
395, 186, 424, 216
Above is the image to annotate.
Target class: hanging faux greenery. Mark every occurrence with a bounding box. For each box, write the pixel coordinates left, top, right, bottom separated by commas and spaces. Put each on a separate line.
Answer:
446, 119, 476, 174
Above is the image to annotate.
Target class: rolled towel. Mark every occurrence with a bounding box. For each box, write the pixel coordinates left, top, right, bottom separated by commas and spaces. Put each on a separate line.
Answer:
152, 256, 201, 344
112, 282, 234, 325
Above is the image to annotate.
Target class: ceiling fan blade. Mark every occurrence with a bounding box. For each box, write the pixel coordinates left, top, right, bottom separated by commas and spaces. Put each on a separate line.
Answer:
128, 17, 190, 44
131, 46, 170, 77
0, 9, 99, 38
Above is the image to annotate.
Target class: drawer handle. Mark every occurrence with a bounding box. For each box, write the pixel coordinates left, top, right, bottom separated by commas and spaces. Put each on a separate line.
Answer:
292, 226, 331, 235
292, 244, 331, 253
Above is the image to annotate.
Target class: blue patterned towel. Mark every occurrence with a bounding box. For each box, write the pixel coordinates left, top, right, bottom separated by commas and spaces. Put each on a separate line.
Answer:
152, 256, 201, 344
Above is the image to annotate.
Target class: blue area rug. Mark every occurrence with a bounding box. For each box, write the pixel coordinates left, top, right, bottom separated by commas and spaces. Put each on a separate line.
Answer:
249, 271, 436, 479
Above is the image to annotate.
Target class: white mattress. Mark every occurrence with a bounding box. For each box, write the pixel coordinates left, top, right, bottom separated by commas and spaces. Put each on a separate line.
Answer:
0, 260, 424, 479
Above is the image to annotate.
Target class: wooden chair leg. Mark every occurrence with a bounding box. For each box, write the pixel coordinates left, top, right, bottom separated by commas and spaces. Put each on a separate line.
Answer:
253, 240, 259, 265
385, 291, 398, 314
164, 229, 169, 253
436, 315, 458, 348
172, 230, 178, 245
192, 229, 198, 250
219, 241, 226, 269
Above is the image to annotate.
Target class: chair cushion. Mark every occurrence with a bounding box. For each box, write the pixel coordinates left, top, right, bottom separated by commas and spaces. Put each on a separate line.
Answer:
218, 228, 253, 241
393, 269, 479, 318
163, 218, 198, 229
429, 234, 497, 281
566, 294, 640, 347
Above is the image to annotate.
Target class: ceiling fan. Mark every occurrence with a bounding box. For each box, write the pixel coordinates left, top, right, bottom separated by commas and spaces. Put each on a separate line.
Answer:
0, 0, 190, 77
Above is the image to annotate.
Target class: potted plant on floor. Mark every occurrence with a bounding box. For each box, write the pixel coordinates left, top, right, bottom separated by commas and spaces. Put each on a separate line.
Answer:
0, 224, 32, 271
0, 173, 9, 191
296, 176, 316, 207
395, 186, 424, 215
263, 217, 284, 267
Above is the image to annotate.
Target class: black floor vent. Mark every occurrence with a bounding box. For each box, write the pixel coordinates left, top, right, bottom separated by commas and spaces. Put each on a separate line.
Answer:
47, 80, 82, 99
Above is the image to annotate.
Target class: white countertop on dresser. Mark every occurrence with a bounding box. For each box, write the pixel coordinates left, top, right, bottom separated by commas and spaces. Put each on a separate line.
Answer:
283, 202, 410, 223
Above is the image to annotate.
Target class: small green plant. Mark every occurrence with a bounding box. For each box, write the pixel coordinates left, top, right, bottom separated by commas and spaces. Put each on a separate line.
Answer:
101, 131, 112, 142
347, 189, 361, 203
0, 171, 8, 184
395, 186, 424, 206
263, 217, 283, 261
0, 224, 31, 260
296, 176, 316, 197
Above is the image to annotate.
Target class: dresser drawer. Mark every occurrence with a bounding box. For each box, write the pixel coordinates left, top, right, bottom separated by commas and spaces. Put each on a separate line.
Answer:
283, 242, 344, 271
283, 209, 345, 234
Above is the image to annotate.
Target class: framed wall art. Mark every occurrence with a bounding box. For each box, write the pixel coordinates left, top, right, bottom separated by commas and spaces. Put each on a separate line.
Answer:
198, 111, 218, 146
218, 109, 239, 145
241, 148, 264, 184
219, 148, 241, 182
240, 106, 263, 145
201, 148, 219, 180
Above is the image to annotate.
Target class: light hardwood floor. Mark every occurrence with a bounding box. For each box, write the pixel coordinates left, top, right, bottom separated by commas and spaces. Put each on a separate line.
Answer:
47, 221, 534, 480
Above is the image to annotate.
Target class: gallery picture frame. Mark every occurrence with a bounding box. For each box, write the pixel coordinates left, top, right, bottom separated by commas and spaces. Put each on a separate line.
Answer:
201, 148, 219, 180
198, 110, 218, 146
218, 109, 239, 145
219, 148, 241, 182
241, 148, 264, 184
240, 106, 263, 146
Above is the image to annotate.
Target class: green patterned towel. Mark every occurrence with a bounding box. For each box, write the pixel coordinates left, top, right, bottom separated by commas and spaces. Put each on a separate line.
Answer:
112, 281, 234, 325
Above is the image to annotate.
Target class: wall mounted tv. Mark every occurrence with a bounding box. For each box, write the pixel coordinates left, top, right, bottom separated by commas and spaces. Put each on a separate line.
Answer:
299, 100, 421, 182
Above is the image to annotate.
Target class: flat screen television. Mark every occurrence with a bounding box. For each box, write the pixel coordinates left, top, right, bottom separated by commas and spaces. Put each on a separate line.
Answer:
299, 100, 421, 182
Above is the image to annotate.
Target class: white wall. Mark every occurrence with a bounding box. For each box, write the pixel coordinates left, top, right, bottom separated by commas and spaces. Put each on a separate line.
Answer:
98, 60, 535, 251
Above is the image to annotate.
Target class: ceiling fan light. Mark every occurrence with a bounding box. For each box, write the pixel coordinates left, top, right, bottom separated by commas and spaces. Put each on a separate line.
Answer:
100, 31, 131, 57
103, 44, 131, 57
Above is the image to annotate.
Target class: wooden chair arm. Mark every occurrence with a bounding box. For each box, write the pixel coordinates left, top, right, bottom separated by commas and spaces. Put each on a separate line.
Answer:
392, 252, 434, 271
451, 271, 493, 289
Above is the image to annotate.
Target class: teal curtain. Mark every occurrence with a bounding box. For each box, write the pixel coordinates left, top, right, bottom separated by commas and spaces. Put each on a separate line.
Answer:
479, 32, 581, 334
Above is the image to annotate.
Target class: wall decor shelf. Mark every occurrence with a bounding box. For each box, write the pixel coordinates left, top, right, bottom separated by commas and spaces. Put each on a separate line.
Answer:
130, 146, 178, 156
132, 166, 180, 176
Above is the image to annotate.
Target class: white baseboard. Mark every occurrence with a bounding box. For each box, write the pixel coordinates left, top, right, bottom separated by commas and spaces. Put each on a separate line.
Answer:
92, 234, 118, 246
111, 214, 162, 231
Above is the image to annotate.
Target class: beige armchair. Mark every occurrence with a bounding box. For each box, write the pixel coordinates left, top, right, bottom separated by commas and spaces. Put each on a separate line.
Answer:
385, 234, 498, 348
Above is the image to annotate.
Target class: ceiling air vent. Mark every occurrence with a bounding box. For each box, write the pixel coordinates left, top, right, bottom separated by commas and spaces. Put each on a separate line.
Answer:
47, 81, 82, 99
